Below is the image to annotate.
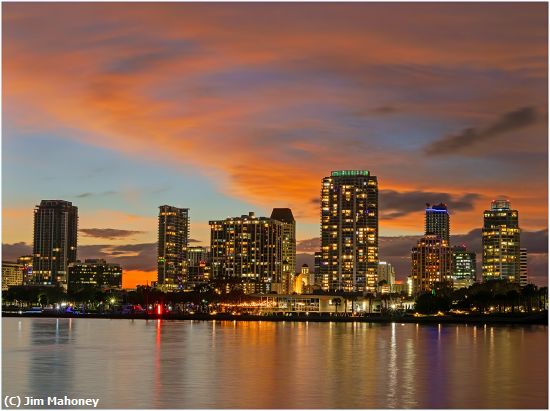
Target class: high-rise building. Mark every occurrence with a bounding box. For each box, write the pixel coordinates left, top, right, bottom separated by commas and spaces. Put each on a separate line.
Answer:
2, 262, 24, 291
17, 255, 33, 284
425, 203, 450, 243
411, 234, 452, 294
320, 170, 378, 292
188, 246, 210, 285
378, 261, 395, 293
157, 205, 190, 289
377, 261, 395, 285
520, 248, 528, 286
482, 199, 520, 283
452, 245, 476, 289
270, 208, 296, 294
209, 212, 284, 293
67, 259, 122, 292
314, 251, 322, 288
32, 200, 78, 286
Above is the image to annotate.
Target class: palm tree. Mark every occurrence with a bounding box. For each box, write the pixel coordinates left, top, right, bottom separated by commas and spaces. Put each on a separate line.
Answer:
506, 290, 520, 313
521, 284, 538, 312
494, 293, 506, 313
365, 292, 374, 315
332, 298, 342, 314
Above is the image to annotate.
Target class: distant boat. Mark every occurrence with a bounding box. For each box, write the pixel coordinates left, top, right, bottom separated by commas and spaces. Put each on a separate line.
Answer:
23, 307, 43, 314
121, 304, 145, 315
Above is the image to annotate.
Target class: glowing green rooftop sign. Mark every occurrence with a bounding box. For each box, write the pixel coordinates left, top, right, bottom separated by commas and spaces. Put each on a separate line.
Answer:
331, 170, 370, 177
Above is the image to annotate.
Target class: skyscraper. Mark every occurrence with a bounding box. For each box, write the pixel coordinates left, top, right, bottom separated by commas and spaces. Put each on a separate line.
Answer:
320, 170, 378, 292
270, 208, 296, 269
209, 212, 283, 293
377, 261, 395, 294
157, 205, 190, 289
520, 248, 528, 286
452, 245, 476, 289
411, 234, 452, 294
425, 203, 450, 243
482, 199, 520, 282
32, 200, 78, 286
314, 251, 322, 288
270, 208, 296, 294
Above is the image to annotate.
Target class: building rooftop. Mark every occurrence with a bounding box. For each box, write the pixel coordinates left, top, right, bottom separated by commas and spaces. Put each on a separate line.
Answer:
491, 199, 511, 210
426, 202, 448, 212
270, 208, 295, 224
330, 170, 370, 177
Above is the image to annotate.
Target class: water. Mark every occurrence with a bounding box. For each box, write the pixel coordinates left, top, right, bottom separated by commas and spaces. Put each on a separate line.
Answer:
2, 318, 547, 409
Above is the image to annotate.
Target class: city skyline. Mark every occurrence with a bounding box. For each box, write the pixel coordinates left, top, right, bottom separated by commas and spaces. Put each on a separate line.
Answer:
3, 191, 546, 289
3, 3, 547, 287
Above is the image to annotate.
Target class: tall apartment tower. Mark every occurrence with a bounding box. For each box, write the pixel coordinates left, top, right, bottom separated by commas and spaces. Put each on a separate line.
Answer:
482, 199, 520, 282
313, 251, 322, 288
270, 208, 296, 294
270, 208, 296, 270
378, 261, 395, 293
320, 170, 378, 292
411, 234, 452, 294
209, 212, 283, 292
520, 248, 528, 286
452, 245, 476, 289
157, 205, 190, 289
32, 200, 78, 286
377, 261, 395, 286
425, 203, 450, 243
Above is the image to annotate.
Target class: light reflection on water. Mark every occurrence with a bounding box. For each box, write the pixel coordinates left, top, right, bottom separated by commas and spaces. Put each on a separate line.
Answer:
2, 318, 547, 409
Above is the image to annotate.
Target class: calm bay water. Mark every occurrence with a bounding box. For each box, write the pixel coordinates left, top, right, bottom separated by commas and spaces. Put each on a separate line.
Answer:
2, 318, 547, 409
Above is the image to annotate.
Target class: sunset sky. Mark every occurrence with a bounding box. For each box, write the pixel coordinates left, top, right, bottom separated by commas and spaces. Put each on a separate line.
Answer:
3, 3, 548, 287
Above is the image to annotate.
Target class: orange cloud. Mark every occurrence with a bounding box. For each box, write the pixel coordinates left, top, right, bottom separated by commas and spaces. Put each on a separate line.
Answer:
3, 3, 547, 235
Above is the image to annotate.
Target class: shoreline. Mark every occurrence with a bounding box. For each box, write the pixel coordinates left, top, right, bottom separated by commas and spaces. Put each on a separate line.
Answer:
2, 311, 548, 325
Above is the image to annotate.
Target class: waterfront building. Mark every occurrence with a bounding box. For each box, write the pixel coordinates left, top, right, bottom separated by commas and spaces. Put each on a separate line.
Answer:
209, 212, 283, 293
188, 246, 210, 285
271, 208, 296, 294
378, 261, 395, 293
67, 259, 122, 292
157, 205, 190, 289
256, 294, 383, 314
482, 199, 520, 282
2, 261, 24, 291
320, 170, 378, 292
271, 209, 296, 271
520, 248, 528, 286
425, 203, 450, 243
452, 245, 476, 289
17, 255, 33, 284
32, 200, 78, 286
411, 234, 452, 294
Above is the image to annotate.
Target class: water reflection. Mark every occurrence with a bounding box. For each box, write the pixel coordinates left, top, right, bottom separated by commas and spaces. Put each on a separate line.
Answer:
2, 319, 547, 409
